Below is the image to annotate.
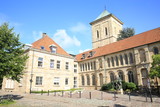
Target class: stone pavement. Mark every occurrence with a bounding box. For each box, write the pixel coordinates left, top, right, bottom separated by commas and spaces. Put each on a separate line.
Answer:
0, 90, 160, 107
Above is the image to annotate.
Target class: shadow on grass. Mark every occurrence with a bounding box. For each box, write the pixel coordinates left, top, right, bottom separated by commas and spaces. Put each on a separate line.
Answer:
0, 94, 23, 100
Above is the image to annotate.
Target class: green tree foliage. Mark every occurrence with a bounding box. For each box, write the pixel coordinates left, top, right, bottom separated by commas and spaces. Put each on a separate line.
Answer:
101, 81, 137, 92
149, 54, 160, 79
117, 27, 135, 41
0, 23, 28, 82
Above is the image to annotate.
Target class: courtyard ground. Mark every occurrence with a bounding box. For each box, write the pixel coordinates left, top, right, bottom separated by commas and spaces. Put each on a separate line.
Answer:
0, 90, 160, 107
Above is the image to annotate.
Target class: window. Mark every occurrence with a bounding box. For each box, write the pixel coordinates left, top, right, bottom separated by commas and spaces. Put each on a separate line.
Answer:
82, 64, 84, 71
36, 76, 43, 85
5, 79, 14, 89
93, 61, 96, 70
82, 75, 85, 86
118, 71, 124, 81
65, 78, 69, 85
38, 57, 43, 67
50, 59, 54, 68
124, 54, 128, 64
80, 64, 82, 71
97, 30, 99, 38
66, 62, 69, 70
110, 72, 115, 82
128, 71, 134, 83
74, 77, 77, 88
54, 77, 60, 85
99, 73, 103, 86
139, 49, 146, 62
129, 53, 134, 64
111, 57, 114, 66
85, 63, 87, 71
91, 62, 93, 70
115, 56, 119, 66
87, 75, 90, 85
40, 46, 45, 50
57, 61, 60, 69
89, 51, 93, 57
74, 64, 77, 73
120, 55, 123, 65
105, 27, 108, 35
50, 44, 57, 53
92, 75, 95, 85
81, 54, 85, 59
107, 58, 110, 67
153, 47, 159, 55
88, 63, 90, 70
99, 58, 103, 68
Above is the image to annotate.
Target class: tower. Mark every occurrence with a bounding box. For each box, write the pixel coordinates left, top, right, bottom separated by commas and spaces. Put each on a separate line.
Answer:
90, 10, 123, 49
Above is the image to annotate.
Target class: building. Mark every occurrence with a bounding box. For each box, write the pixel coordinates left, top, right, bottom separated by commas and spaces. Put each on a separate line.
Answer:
76, 10, 160, 90
2, 9, 160, 92
2, 33, 78, 93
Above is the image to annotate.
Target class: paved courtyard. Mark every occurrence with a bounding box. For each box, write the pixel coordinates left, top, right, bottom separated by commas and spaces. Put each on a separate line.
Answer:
0, 90, 160, 107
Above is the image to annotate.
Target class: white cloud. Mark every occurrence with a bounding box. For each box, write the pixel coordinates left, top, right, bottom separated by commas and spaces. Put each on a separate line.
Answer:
79, 48, 91, 53
53, 29, 81, 48
70, 22, 90, 34
32, 31, 43, 41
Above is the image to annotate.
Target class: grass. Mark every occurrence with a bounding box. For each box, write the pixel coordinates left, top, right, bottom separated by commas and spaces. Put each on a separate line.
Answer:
0, 99, 15, 106
31, 88, 82, 94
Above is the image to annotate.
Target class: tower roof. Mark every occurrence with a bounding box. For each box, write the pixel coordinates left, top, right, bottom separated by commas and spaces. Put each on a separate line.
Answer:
95, 10, 110, 20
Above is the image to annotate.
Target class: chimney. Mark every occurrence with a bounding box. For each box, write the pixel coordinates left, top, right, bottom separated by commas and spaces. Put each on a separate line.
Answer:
42, 33, 47, 38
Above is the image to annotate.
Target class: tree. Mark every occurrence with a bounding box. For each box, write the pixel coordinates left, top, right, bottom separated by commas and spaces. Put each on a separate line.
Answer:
149, 54, 160, 79
0, 23, 28, 82
117, 27, 135, 41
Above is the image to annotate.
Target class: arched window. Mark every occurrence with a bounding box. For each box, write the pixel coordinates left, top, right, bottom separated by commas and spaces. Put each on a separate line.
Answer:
129, 53, 134, 64
120, 55, 123, 65
115, 56, 119, 66
118, 71, 124, 81
141, 69, 148, 86
88, 63, 90, 70
97, 30, 99, 38
110, 72, 115, 82
99, 58, 103, 68
124, 54, 128, 64
92, 74, 95, 85
87, 75, 90, 85
107, 58, 110, 67
82, 75, 85, 86
99, 73, 103, 86
153, 47, 159, 55
85, 63, 87, 71
111, 57, 114, 66
139, 49, 146, 62
128, 71, 134, 83
105, 27, 108, 36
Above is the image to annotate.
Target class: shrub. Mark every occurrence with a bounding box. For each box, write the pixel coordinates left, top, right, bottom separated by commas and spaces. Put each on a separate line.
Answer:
101, 82, 113, 91
126, 82, 137, 91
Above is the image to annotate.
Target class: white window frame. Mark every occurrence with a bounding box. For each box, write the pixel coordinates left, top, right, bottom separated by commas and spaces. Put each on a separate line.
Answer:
38, 57, 43, 67
50, 59, 54, 68
65, 78, 69, 85
57, 61, 60, 69
36, 76, 43, 85
54, 77, 60, 85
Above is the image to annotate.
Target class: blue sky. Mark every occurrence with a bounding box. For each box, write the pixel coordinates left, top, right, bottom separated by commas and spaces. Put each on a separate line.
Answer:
0, 0, 160, 54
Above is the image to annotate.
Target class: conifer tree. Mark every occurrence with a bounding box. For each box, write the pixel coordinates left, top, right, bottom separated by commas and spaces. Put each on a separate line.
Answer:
0, 23, 28, 83
117, 27, 135, 41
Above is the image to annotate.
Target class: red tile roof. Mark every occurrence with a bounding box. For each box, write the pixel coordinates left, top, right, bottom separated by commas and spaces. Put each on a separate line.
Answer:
31, 34, 70, 56
76, 27, 160, 62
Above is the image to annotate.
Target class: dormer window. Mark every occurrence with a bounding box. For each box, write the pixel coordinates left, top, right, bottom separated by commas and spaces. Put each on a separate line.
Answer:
41, 46, 45, 50
49, 44, 57, 53
81, 54, 86, 59
88, 51, 93, 57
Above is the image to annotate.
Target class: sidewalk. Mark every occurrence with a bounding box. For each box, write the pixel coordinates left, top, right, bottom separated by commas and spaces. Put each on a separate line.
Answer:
0, 90, 160, 107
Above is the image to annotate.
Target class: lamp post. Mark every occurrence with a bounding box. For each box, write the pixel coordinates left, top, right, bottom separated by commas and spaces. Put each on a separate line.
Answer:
29, 73, 33, 94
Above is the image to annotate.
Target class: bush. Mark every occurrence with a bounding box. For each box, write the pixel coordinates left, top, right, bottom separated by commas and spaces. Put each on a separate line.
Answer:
126, 82, 136, 91
101, 81, 137, 92
101, 82, 113, 91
